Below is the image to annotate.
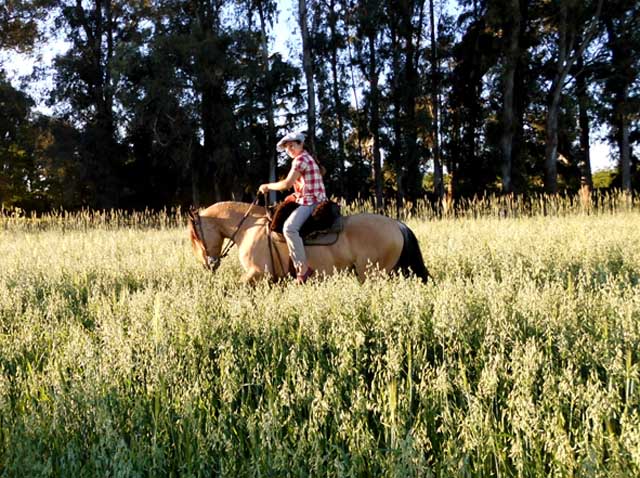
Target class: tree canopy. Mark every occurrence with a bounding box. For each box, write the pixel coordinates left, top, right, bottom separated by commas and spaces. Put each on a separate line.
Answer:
1, 0, 638, 211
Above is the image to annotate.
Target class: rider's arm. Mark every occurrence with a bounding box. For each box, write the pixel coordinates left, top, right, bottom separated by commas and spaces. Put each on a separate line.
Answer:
259, 168, 301, 193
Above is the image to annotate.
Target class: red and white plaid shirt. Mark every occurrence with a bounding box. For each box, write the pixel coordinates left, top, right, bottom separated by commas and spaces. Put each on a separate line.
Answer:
291, 151, 327, 205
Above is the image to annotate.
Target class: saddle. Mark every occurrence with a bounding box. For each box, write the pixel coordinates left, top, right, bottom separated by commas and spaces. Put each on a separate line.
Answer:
268, 199, 343, 246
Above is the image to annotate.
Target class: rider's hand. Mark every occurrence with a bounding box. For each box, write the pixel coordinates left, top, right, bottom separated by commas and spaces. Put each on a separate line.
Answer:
258, 184, 270, 195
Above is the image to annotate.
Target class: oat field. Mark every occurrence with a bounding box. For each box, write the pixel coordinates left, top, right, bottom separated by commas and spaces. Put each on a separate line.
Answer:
1, 196, 639, 477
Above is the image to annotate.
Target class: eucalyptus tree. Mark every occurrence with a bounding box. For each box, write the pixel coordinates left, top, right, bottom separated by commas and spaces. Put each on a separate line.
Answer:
498, 0, 521, 194
429, 0, 444, 201
428, 7, 457, 199
304, 0, 352, 198
0, 0, 54, 51
139, 0, 256, 203
541, 0, 603, 194
0, 0, 63, 209
298, 0, 317, 151
234, 0, 302, 200
601, 0, 639, 192
573, 33, 600, 190
493, 0, 539, 194
0, 73, 34, 207
392, 0, 426, 204
48, 0, 147, 208
348, 0, 385, 209
254, 0, 278, 203
447, 0, 499, 198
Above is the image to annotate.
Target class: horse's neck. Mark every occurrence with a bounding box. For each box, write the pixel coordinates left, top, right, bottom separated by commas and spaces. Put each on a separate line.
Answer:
210, 202, 264, 239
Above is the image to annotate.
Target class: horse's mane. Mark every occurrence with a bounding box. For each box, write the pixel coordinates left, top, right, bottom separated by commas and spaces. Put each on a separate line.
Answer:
200, 201, 266, 220
189, 201, 266, 254
187, 217, 204, 257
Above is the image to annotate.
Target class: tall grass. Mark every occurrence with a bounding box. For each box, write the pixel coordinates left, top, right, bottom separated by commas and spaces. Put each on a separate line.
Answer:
342, 189, 639, 220
1, 194, 639, 477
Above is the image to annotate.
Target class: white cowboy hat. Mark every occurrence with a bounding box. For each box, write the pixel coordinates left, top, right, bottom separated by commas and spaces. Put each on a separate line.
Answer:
276, 131, 306, 152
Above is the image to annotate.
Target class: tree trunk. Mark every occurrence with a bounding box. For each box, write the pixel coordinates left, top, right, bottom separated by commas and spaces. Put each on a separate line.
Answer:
429, 0, 444, 201
511, 0, 529, 193
257, 1, 277, 203
201, 86, 219, 201
576, 52, 593, 189
605, 16, 632, 193
544, 2, 568, 195
544, 90, 561, 194
328, 0, 345, 198
191, 149, 200, 207
500, 0, 520, 194
76, 0, 118, 207
298, 0, 316, 150
390, 21, 405, 211
544, 0, 603, 194
618, 85, 631, 192
368, 31, 383, 211
400, 1, 421, 202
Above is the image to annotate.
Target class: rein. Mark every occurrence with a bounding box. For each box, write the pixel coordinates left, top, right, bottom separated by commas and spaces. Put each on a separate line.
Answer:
266, 218, 287, 279
190, 196, 288, 279
189, 196, 260, 272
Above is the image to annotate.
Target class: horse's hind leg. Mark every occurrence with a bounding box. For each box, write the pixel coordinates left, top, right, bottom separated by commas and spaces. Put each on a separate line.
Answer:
353, 259, 375, 283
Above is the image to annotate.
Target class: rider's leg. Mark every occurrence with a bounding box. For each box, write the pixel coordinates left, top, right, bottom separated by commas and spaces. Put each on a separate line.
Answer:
283, 204, 316, 275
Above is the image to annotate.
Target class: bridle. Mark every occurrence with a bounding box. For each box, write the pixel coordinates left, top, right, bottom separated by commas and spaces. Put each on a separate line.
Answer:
189, 196, 261, 272
189, 196, 288, 278
189, 206, 220, 271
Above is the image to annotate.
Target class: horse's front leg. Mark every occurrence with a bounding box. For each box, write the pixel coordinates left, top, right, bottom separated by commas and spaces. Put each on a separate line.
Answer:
241, 267, 266, 285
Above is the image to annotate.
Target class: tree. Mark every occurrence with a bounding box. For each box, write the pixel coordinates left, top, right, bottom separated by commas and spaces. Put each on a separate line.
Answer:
574, 43, 594, 189
298, 0, 317, 150
448, 5, 498, 198
429, 0, 444, 201
255, 0, 278, 203
48, 0, 146, 207
349, 0, 385, 209
542, 0, 603, 194
394, 0, 425, 203
499, 0, 521, 194
307, 0, 350, 197
602, 0, 640, 193
0, 0, 54, 52
0, 73, 34, 207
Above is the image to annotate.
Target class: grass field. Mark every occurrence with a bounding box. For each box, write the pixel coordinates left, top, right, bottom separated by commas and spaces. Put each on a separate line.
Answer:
1, 197, 639, 477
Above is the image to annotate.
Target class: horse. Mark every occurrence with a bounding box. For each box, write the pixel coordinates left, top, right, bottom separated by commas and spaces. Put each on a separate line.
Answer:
188, 201, 430, 285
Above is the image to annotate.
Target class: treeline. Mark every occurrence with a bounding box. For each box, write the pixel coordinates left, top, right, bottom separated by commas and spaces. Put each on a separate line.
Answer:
0, 0, 638, 211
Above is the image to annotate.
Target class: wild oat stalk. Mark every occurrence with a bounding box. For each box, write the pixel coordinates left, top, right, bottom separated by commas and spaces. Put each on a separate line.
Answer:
0, 195, 639, 477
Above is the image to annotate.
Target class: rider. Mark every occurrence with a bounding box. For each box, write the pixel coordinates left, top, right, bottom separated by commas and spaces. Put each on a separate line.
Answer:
259, 131, 327, 283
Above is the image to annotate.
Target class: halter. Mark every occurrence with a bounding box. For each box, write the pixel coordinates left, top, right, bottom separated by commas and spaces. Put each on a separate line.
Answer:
189, 197, 260, 272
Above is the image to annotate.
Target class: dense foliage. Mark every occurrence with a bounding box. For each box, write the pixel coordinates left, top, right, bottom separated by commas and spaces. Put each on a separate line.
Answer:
0, 0, 639, 209
1, 198, 639, 476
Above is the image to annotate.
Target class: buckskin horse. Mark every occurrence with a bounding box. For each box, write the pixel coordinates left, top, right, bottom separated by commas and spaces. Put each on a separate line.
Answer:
188, 200, 430, 285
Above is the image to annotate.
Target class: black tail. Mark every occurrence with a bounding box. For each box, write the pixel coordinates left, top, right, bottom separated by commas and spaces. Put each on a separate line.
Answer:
394, 222, 430, 283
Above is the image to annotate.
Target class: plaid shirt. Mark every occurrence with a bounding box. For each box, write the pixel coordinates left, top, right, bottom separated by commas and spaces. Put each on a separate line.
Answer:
291, 152, 327, 205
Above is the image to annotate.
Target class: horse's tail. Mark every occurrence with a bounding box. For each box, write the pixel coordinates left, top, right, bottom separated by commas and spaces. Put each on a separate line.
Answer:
394, 222, 430, 283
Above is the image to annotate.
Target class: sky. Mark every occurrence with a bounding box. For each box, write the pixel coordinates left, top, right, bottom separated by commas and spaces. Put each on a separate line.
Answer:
1, 2, 618, 172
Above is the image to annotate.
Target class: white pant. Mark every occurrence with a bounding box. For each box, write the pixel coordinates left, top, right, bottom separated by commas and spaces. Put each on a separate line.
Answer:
283, 203, 317, 272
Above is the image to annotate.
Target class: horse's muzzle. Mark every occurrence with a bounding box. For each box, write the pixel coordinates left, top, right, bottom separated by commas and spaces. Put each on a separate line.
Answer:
205, 255, 221, 272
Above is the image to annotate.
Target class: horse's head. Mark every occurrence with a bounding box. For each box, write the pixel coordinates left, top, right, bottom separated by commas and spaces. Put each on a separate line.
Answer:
188, 208, 224, 272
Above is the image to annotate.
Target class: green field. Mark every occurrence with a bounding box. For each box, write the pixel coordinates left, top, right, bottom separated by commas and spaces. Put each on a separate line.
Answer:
1, 201, 640, 477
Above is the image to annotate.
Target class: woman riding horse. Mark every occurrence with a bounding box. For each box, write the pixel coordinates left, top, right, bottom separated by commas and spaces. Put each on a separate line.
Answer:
259, 131, 327, 284
188, 201, 430, 285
